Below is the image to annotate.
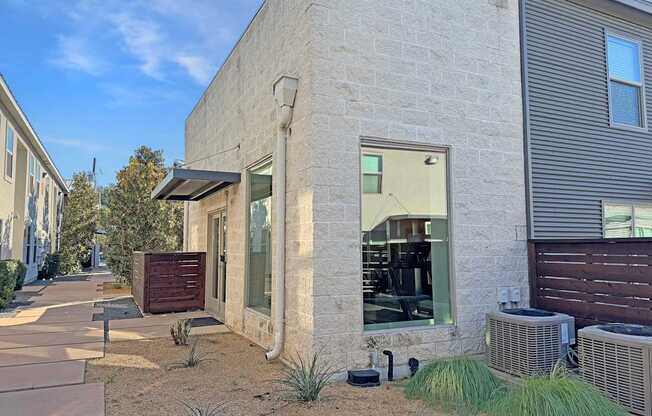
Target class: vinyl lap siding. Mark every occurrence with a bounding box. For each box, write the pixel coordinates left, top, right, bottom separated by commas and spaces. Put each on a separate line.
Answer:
524, 0, 652, 239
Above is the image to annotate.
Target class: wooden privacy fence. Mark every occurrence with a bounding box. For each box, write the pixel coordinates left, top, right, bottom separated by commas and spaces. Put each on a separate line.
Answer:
132, 251, 205, 314
529, 239, 652, 328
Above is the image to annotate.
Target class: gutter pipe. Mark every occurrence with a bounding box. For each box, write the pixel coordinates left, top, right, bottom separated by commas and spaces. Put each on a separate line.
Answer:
266, 76, 298, 361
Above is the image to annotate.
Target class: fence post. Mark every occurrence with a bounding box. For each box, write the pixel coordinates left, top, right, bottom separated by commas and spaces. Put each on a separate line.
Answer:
527, 241, 538, 308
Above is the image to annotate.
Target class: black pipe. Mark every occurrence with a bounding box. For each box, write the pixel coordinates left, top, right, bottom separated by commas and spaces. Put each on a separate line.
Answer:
382, 350, 394, 381
408, 358, 419, 377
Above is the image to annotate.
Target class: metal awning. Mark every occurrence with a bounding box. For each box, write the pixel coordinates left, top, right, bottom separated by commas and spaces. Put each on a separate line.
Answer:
151, 168, 241, 201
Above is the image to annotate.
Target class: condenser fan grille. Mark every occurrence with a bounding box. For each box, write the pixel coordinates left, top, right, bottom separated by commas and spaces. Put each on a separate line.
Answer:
488, 317, 561, 377
579, 336, 650, 415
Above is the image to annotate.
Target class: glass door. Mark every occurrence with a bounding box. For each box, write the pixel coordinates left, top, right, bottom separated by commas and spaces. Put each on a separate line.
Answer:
211, 210, 227, 321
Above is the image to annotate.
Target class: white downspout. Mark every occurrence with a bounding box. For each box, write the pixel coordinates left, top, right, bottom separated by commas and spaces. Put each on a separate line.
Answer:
266, 76, 298, 361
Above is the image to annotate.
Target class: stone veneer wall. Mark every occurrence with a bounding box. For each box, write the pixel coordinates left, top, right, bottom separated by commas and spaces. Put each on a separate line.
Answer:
185, 0, 529, 374
185, 0, 317, 358
307, 0, 529, 374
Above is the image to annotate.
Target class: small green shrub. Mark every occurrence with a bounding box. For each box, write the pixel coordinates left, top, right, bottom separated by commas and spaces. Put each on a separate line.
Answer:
170, 318, 192, 346
180, 400, 225, 416
279, 350, 337, 402
405, 356, 502, 411
44, 254, 60, 279
0, 260, 20, 309
169, 339, 211, 369
12, 260, 27, 290
489, 366, 627, 416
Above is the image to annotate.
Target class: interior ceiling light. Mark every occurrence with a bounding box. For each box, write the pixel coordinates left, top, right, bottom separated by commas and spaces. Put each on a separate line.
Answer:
424, 155, 439, 165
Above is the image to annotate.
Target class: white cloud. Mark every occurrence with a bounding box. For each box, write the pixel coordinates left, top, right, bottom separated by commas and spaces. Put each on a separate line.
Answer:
174, 55, 215, 84
52, 35, 103, 76
44, 0, 262, 85
109, 13, 166, 80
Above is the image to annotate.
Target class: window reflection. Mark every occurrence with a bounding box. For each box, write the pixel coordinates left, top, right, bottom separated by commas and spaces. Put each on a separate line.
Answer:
361, 147, 452, 330
247, 162, 272, 315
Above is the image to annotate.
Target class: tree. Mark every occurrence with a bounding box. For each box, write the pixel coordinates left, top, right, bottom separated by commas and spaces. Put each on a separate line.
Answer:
59, 173, 97, 274
104, 146, 183, 283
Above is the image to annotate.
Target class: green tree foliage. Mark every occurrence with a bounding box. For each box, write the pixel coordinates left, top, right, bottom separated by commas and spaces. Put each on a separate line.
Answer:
59, 173, 98, 274
104, 146, 183, 283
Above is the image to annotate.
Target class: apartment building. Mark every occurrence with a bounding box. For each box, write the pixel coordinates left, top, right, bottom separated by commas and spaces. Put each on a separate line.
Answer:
0, 75, 68, 283
522, 0, 652, 239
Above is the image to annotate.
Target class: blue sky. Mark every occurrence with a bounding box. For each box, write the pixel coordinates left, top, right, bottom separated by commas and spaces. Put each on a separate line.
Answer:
0, 0, 262, 185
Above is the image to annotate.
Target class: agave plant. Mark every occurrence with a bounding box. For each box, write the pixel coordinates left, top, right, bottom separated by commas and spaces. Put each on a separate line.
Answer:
405, 356, 502, 411
489, 364, 627, 416
278, 350, 337, 402
180, 400, 226, 416
170, 318, 192, 346
169, 339, 212, 369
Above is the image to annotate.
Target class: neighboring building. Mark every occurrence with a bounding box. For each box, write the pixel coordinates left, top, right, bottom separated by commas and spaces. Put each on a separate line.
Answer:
155, 0, 528, 375
522, 0, 652, 239
0, 75, 68, 283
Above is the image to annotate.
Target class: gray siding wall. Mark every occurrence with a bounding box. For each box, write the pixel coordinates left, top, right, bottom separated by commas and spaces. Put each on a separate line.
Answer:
523, 0, 652, 239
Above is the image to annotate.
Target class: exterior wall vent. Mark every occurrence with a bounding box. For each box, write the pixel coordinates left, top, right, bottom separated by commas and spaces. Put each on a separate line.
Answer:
487, 308, 575, 377
579, 324, 652, 416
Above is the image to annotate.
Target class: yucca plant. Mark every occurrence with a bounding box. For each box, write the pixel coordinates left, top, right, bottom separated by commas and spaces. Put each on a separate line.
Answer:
405, 356, 502, 411
489, 365, 627, 416
170, 318, 192, 346
180, 400, 225, 416
278, 351, 337, 402
169, 339, 212, 369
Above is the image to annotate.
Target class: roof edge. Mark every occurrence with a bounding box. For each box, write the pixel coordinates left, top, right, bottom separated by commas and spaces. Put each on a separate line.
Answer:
0, 74, 69, 194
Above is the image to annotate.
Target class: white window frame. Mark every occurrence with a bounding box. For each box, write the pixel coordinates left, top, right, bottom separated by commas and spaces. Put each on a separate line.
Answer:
602, 200, 652, 238
29, 154, 35, 196
5, 125, 14, 181
605, 30, 648, 131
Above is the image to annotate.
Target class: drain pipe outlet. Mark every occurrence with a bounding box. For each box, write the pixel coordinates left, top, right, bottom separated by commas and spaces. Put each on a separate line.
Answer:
382, 350, 394, 381
266, 76, 298, 361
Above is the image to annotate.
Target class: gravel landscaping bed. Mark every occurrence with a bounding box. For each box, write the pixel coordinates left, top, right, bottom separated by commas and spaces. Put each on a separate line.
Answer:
86, 333, 443, 416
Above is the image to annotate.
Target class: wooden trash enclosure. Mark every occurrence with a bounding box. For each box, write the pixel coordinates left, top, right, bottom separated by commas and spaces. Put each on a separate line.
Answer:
132, 252, 206, 314
529, 239, 652, 328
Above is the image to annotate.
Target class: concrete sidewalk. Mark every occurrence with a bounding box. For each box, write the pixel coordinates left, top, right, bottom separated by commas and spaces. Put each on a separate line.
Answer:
0, 268, 227, 416
0, 269, 111, 415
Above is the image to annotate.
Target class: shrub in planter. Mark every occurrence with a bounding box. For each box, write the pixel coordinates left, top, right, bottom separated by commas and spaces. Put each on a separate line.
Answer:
0, 260, 20, 309
12, 260, 27, 290
405, 356, 502, 411
489, 366, 627, 416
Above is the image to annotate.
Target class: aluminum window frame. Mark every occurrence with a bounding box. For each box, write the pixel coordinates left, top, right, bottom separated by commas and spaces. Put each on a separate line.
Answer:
604, 29, 648, 131
602, 200, 652, 238
244, 155, 273, 317
359, 136, 456, 332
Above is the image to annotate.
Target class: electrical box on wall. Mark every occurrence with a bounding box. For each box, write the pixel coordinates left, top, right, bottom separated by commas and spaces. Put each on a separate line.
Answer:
497, 288, 509, 304
510, 287, 521, 304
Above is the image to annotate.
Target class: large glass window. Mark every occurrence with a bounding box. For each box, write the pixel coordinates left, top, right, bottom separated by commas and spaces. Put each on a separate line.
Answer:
247, 161, 273, 315
604, 202, 652, 238
5, 126, 13, 179
606, 34, 646, 128
361, 146, 452, 330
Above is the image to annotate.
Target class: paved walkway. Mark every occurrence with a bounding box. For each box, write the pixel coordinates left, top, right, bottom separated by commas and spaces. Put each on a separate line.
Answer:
0, 268, 225, 416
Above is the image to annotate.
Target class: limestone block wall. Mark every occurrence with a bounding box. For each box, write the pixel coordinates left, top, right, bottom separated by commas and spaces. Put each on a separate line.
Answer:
184, 0, 317, 358
307, 0, 528, 373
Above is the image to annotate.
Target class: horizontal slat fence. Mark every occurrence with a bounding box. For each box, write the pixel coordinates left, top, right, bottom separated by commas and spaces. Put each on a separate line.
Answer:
132, 251, 205, 314
529, 239, 652, 328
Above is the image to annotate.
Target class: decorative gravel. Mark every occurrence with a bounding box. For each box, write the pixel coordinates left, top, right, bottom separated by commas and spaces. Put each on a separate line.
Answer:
86, 333, 443, 416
